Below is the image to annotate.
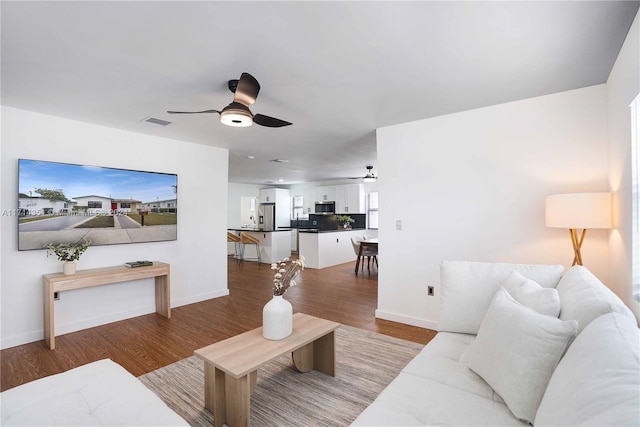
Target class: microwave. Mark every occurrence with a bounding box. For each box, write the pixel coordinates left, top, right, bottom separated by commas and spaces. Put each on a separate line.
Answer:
314, 201, 335, 214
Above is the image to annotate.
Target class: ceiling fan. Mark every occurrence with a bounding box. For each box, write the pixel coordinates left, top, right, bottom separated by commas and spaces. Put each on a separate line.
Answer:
167, 72, 292, 128
363, 165, 377, 182
349, 165, 378, 182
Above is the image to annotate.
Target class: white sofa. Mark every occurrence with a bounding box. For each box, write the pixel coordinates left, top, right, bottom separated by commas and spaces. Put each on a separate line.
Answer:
352, 261, 640, 426
0, 358, 188, 426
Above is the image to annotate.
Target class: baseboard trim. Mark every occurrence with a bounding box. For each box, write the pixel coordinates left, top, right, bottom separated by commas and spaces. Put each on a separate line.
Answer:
0, 289, 230, 350
375, 309, 438, 331
172, 289, 229, 308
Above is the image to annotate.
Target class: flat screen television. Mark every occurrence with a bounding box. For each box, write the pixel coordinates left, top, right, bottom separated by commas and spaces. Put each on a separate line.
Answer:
18, 159, 178, 251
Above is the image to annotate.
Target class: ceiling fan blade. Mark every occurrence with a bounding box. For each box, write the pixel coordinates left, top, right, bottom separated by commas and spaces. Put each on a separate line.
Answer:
233, 73, 260, 106
166, 109, 220, 114
253, 114, 292, 128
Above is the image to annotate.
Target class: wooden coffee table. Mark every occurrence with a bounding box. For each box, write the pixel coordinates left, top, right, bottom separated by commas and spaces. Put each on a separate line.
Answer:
194, 313, 341, 427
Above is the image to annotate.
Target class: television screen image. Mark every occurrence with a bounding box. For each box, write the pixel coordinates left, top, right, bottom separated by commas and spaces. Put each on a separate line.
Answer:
17, 159, 178, 251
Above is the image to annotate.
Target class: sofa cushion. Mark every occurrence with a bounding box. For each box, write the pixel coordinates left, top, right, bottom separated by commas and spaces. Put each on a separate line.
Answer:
0, 359, 188, 426
350, 372, 526, 426
502, 270, 560, 317
556, 265, 635, 333
439, 261, 564, 334
351, 331, 525, 427
535, 312, 640, 426
467, 288, 578, 424
402, 332, 503, 402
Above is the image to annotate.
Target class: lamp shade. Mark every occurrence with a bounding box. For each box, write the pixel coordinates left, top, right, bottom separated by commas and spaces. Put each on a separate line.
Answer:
545, 193, 612, 229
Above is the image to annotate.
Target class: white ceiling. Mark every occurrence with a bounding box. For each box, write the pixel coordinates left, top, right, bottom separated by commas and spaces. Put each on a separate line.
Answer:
2, 1, 638, 185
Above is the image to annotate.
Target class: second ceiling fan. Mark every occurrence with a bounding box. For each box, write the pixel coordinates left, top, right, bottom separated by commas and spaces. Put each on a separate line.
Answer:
167, 72, 292, 128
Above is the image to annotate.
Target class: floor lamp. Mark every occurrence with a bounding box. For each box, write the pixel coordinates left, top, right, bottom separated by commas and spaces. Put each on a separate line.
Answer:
545, 193, 612, 266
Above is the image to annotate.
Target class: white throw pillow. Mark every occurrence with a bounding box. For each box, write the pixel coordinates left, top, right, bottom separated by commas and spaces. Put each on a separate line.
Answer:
467, 287, 578, 424
535, 312, 640, 426
556, 265, 635, 333
438, 261, 565, 334
502, 270, 560, 317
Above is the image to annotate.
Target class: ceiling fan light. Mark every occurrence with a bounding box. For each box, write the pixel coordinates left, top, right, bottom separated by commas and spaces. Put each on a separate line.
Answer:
220, 107, 253, 127
363, 165, 376, 182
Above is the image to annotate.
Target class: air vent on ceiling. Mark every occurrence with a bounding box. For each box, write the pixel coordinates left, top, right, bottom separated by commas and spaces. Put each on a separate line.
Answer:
270, 159, 290, 163
143, 117, 172, 126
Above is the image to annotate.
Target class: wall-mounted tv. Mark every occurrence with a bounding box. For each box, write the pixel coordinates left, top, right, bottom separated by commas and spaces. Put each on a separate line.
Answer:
18, 159, 178, 251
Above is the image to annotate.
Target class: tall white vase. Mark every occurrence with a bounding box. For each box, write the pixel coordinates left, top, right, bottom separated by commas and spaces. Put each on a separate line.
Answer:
262, 295, 293, 340
62, 261, 76, 275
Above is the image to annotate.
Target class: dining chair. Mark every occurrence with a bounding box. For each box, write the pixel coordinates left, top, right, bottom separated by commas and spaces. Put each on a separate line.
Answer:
351, 236, 377, 275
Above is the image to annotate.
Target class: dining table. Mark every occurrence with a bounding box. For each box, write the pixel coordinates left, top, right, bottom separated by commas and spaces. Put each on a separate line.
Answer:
355, 237, 378, 275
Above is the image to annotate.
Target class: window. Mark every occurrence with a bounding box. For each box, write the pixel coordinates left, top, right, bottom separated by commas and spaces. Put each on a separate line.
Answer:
120, 202, 131, 209
87, 201, 102, 208
632, 95, 639, 299
368, 191, 378, 229
292, 195, 304, 219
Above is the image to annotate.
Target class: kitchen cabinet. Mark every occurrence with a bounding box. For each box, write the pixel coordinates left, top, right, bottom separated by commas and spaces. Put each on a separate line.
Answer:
259, 188, 292, 226
259, 188, 276, 203
291, 228, 298, 253
315, 186, 336, 203
228, 229, 292, 264
303, 187, 316, 214
335, 183, 365, 214
298, 229, 364, 269
300, 184, 365, 214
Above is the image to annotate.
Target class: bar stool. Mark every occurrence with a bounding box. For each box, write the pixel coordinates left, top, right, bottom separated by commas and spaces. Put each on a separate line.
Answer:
239, 232, 261, 265
227, 232, 241, 265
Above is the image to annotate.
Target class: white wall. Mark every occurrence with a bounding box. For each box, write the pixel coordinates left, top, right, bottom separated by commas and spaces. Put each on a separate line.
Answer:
1, 106, 230, 349
376, 86, 610, 329
227, 183, 261, 229
607, 11, 639, 320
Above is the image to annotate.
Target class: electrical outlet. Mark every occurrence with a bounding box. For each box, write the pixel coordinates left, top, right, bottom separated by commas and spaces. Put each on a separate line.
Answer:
427, 286, 434, 296
396, 220, 402, 230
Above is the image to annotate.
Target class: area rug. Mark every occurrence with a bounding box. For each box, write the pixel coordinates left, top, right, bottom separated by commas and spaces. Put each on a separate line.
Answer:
139, 325, 424, 426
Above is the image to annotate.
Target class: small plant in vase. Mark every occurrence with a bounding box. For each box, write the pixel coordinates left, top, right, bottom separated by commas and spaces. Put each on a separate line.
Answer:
46, 239, 91, 275
263, 256, 305, 340
334, 215, 355, 230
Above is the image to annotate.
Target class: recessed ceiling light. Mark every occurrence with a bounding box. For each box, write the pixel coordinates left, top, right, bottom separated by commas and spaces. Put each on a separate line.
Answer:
246, 155, 255, 159
270, 159, 290, 163
278, 179, 284, 182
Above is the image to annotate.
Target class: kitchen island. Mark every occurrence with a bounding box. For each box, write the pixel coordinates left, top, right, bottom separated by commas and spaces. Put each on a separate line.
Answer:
228, 228, 292, 264
298, 229, 366, 269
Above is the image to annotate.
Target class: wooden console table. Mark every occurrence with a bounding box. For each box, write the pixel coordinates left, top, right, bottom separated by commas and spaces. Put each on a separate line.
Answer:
43, 262, 171, 350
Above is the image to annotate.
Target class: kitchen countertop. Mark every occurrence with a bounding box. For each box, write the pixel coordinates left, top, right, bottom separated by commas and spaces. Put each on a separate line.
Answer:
298, 228, 365, 233
228, 228, 292, 232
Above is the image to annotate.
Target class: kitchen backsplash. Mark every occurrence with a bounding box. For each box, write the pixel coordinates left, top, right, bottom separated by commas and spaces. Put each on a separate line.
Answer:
290, 213, 366, 230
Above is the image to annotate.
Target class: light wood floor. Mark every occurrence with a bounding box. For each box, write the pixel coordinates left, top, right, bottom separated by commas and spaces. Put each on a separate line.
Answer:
0, 256, 436, 392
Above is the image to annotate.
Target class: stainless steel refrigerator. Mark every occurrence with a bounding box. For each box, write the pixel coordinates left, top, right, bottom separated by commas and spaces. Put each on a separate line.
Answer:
258, 203, 275, 231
